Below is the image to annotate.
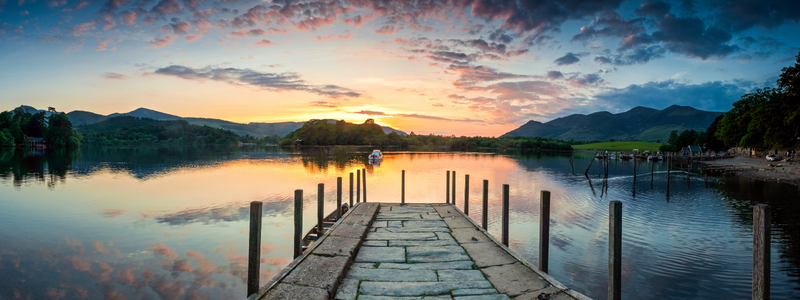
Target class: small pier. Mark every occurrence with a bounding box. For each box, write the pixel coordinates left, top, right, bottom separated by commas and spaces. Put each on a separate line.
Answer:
248, 202, 589, 300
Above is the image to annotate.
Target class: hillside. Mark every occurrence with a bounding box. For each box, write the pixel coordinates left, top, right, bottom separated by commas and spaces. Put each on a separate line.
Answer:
503, 105, 723, 142
66, 110, 109, 126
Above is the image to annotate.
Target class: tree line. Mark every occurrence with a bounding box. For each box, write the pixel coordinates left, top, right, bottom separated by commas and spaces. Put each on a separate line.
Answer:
279, 119, 572, 150
0, 108, 80, 148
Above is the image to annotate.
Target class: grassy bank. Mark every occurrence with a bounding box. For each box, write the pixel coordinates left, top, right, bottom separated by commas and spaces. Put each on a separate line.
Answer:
572, 141, 663, 152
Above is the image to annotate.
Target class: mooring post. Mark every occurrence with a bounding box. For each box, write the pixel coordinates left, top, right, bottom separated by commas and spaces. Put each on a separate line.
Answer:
362, 168, 367, 202
349, 172, 354, 207
293, 189, 303, 259
482, 179, 488, 230
502, 184, 509, 246
446, 171, 450, 204
609, 201, 622, 300
317, 183, 324, 236
356, 170, 361, 203
651, 160, 654, 189
452, 170, 457, 205
539, 190, 551, 273
247, 201, 263, 297
753, 204, 771, 300
337, 177, 342, 219
464, 174, 469, 215
401, 170, 405, 204
667, 157, 671, 199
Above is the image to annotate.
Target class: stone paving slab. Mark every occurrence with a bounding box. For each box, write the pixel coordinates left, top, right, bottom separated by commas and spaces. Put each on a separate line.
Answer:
367, 232, 438, 240
390, 239, 458, 247
377, 227, 451, 233
406, 246, 470, 263
350, 261, 475, 270
461, 242, 517, 268
359, 281, 495, 296
403, 220, 448, 228
362, 240, 388, 246
282, 255, 349, 294
314, 236, 361, 257
333, 278, 359, 300
438, 270, 487, 281
454, 295, 511, 300
261, 283, 328, 300
358, 296, 452, 300
451, 227, 493, 244
451, 288, 499, 296
443, 216, 476, 229
329, 223, 370, 239
481, 262, 551, 296
355, 246, 405, 263
346, 267, 438, 281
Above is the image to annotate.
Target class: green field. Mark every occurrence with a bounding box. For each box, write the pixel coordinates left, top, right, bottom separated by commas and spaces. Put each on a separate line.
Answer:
572, 141, 663, 152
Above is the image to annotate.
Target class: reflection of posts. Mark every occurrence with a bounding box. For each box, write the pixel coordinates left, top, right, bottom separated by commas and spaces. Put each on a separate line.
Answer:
293, 189, 303, 258
539, 191, 550, 273
753, 204, 771, 300
609, 201, 622, 300
247, 201, 262, 297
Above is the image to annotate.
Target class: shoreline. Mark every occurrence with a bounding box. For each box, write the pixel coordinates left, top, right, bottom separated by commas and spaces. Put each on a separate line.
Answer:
701, 156, 800, 186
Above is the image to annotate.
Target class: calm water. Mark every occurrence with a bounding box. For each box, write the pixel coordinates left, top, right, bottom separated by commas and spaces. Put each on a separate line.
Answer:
1, 146, 799, 299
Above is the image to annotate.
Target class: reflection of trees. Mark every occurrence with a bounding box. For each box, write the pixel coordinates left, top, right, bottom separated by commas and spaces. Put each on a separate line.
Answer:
718, 177, 800, 287
297, 147, 370, 173
0, 148, 80, 187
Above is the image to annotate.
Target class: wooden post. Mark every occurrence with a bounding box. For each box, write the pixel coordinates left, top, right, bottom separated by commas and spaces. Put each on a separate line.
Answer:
753, 204, 771, 300
464, 174, 469, 215
452, 170, 457, 205
337, 177, 342, 219
317, 183, 324, 236
651, 160, 654, 189
539, 191, 550, 273
609, 201, 622, 300
247, 201, 263, 297
293, 189, 303, 258
446, 171, 450, 204
401, 170, 405, 204
667, 156, 671, 199
502, 184, 509, 246
349, 172, 354, 207
482, 180, 488, 230
362, 168, 367, 202
356, 170, 361, 203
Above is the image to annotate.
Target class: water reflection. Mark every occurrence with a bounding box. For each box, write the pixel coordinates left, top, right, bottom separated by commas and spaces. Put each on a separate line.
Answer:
0, 147, 798, 299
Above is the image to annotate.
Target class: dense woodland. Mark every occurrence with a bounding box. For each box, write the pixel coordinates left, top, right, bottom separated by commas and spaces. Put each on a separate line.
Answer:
0, 108, 80, 148
706, 50, 800, 150
279, 119, 573, 150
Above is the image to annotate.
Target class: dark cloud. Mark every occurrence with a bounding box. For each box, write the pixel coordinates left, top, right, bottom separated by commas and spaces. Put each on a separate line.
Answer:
546, 70, 564, 80
571, 12, 646, 42
715, 0, 800, 32
566, 73, 605, 87
635, 0, 671, 17
447, 64, 528, 88
594, 45, 666, 66
470, 0, 626, 34
594, 79, 748, 111
351, 110, 481, 123
554, 52, 582, 66
153, 65, 360, 98
652, 14, 738, 59
353, 110, 387, 116
103, 72, 128, 79
488, 29, 513, 44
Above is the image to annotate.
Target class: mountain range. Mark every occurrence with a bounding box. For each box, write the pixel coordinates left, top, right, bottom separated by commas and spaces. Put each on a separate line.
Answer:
502, 105, 723, 142
18, 107, 408, 138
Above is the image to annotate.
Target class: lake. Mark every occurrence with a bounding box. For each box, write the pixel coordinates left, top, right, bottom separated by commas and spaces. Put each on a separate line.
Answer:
0, 146, 798, 299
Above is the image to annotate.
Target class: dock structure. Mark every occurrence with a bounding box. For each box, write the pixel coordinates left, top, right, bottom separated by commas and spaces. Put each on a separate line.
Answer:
248, 202, 590, 300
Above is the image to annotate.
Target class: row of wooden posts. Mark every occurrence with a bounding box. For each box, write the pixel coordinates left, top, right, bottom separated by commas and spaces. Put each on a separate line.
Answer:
247, 169, 773, 300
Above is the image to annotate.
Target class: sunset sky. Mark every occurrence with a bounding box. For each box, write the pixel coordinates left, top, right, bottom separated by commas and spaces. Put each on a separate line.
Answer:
1, 0, 798, 135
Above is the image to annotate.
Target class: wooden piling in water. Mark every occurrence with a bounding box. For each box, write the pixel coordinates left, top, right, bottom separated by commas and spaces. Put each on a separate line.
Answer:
502, 184, 509, 246
362, 168, 367, 202
482, 179, 488, 230
317, 183, 324, 237
356, 170, 361, 203
609, 201, 622, 300
401, 170, 405, 204
337, 177, 342, 219
753, 204, 771, 300
464, 174, 469, 215
293, 189, 303, 259
446, 171, 450, 204
651, 160, 654, 189
247, 201, 262, 297
452, 170, 456, 205
349, 172, 354, 207
585, 155, 595, 177
539, 191, 550, 273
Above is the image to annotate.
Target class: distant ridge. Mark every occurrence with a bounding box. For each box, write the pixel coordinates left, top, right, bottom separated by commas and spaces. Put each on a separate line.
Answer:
502, 105, 723, 142
15, 106, 407, 138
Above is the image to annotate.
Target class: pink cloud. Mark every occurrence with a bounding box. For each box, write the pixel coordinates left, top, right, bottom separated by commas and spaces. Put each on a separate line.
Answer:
268, 28, 289, 34
96, 38, 113, 51
93, 241, 109, 254
152, 0, 182, 15
191, 8, 216, 17
315, 31, 353, 41
295, 16, 336, 32
407, 23, 434, 32
71, 21, 95, 36
374, 25, 401, 35
46, 0, 66, 7
150, 35, 174, 48
103, 14, 116, 30
185, 35, 200, 41
143, 16, 156, 25
151, 243, 178, 259
343, 15, 365, 27
240, 55, 255, 60
121, 12, 137, 26
255, 39, 274, 46
70, 255, 91, 272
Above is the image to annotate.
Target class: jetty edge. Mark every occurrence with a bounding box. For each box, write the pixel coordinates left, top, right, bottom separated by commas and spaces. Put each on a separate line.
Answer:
248, 202, 591, 300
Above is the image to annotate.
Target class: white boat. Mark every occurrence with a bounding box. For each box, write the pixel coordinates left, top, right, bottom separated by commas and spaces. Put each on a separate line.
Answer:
368, 150, 383, 160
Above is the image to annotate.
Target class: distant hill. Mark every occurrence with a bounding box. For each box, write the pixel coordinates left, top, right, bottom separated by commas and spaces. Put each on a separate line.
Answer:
503, 105, 723, 142
12, 106, 407, 138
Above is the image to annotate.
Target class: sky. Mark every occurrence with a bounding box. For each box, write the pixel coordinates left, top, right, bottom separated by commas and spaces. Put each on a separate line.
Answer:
0, 0, 798, 136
